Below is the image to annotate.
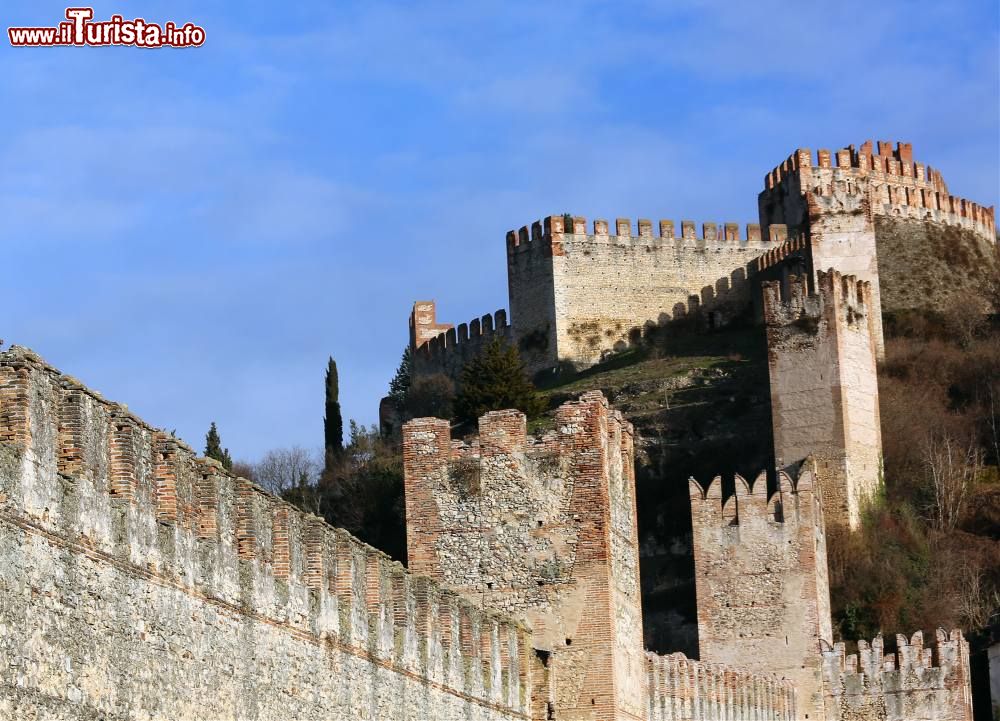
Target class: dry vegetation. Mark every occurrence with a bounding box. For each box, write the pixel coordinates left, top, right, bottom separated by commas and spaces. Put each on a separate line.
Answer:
828, 311, 1000, 641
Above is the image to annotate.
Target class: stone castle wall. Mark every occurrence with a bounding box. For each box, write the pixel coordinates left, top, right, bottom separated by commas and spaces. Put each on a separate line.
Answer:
821, 631, 973, 721
0, 346, 532, 721
688, 466, 832, 719
759, 142, 995, 246
402, 392, 647, 720
409, 141, 995, 380
410, 302, 514, 380
505, 216, 775, 371
646, 652, 796, 721
764, 271, 882, 530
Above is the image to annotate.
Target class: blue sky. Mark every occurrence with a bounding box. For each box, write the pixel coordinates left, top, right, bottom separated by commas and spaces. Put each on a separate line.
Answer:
2, 1, 998, 462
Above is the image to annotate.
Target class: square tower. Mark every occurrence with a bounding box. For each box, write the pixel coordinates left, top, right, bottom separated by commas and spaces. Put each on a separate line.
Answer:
764, 270, 883, 529
689, 466, 833, 720
402, 392, 646, 720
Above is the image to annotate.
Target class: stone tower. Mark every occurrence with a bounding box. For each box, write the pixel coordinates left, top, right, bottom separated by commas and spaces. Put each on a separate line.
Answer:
402, 391, 647, 720
689, 465, 833, 720
764, 270, 883, 529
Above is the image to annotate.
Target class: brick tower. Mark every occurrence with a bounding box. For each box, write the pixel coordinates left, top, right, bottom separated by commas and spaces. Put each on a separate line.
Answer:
402, 391, 647, 720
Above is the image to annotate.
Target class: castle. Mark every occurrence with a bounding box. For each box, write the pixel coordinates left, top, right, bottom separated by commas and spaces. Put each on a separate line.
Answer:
1, 140, 992, 720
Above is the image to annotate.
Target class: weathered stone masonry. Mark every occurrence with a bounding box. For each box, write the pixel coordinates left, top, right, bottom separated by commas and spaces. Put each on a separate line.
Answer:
403, 393, 649, 721
763, 271, 882, 531
689, 466, 832, 719
821, 631, 972, 721
409, 140, 994, 378
0, 346, 533, 721
0, 342, 972, 720
402, 392, 798, 721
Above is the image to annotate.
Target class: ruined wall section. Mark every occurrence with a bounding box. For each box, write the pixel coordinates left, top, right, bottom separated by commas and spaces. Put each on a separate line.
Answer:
821, 630, 973, 721
506, 215, 772, 372
0, 346, 532, 721
689, 466, 832, 720
646, 652, 796, 721
410, 302, 513, 380
403, 391, 646, 721
764, 271, 882, 529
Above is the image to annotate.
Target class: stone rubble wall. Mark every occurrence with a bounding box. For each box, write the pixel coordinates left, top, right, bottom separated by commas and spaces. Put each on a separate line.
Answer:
0, 346, 531, 721
646, 652, 796, 721
403, 391, 647, 720
821, 630, 973, 721
688, 466, 831, 720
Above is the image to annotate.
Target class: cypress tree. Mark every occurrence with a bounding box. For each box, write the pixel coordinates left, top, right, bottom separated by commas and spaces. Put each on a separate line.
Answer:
324, 357, 344, 463
454, 338, 545, 425
387, 346, 412, 409
204, 422, 233, 470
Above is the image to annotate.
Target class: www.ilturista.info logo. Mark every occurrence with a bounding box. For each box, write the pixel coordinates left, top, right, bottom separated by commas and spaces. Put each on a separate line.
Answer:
8, 7, 205, 48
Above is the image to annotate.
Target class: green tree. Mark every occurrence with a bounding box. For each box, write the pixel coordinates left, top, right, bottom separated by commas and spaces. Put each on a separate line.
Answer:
405, 373, 455, 420
319, 421, 407, 562
387, 346, 412, 409
454, 338, 545, 425
324, 357, 343, 465
204, 422, 233, 471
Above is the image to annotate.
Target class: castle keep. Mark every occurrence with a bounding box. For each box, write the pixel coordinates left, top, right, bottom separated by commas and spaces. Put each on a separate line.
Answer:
3, 139, 992, 720
410, 140, 994, 376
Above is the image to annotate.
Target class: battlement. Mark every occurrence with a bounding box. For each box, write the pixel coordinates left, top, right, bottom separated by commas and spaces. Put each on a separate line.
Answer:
0, 345, 532, 717
761, 142, 996, 243
821, 630, 973, 720
753, 235, 811, 275
762, 269, 873, 328
409, 303, 514, 380
646, 652, 796, 721
403, 390, 635, 606
689, 460, 832, 719
415, 308, 511, 360
506, 215, 767, 253
687, 467, 823, 533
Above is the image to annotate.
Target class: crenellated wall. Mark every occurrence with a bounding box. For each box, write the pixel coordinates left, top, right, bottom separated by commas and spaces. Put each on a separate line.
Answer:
763, 270, 882, 530
410, 301, 514, 380
402, 391, 647, 721
821, 630, 973, 721
505, 215, 772, 372
404, 139, 995, 383
688, 465, 832, 720
760, 142, 995, 245
646, 652, 796, 721
0, 345, 532, 721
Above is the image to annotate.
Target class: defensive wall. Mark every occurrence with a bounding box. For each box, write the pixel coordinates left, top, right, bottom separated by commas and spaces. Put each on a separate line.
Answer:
689, 465, 973, 721
402, 392, 798, 721
0, 345, 533, 721
411, 302, 513, 379
821, 631, 972, 721
504, 216, 774, 371
0, 343, 974, 720
406, 140, 995, 381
